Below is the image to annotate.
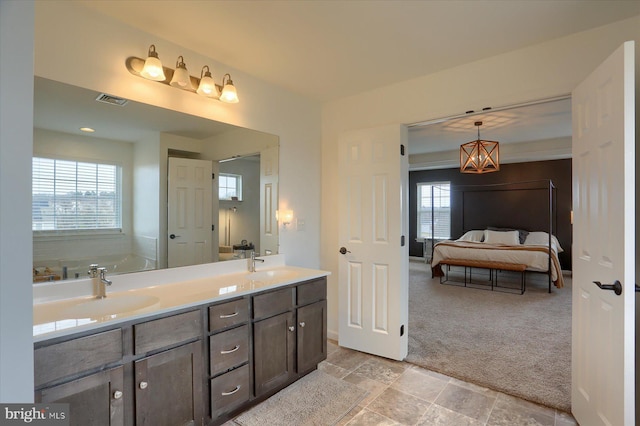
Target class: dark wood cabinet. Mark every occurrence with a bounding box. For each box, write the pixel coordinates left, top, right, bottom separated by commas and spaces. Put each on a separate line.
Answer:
36, 366, 125, 426
297, 300, 327, 374
134, 341, 203, 426
34, 275, 327, 426
253, 311, 296, 396
252, 278, 327, 398
208, 298, 251, 422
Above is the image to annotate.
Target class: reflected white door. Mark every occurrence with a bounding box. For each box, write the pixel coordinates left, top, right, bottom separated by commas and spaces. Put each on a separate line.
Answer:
571, 41, 635, 425
260, 146, 279, 256
168, 157, 213, 268
338, 124, 409, 361
211, 161, 220, 262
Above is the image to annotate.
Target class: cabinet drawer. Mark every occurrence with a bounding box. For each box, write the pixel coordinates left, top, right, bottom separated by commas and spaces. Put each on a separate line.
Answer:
253, 287, 294, 319
35, 329, 123, 387
209, 298, 249, 332
297, 278, 326, 306
134, 310, 201, 354
209, 325, 249, 376
210, 364, 250, 418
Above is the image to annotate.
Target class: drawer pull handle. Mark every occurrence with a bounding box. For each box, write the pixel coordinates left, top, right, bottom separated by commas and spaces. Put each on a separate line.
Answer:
113, 390, 123, 400
299, 322, 306, 328
288, 326, 295, 332
220, 345, 240, 355
221, 385, 241, 396
139, 381, 148, 390
219, 312, 239, 319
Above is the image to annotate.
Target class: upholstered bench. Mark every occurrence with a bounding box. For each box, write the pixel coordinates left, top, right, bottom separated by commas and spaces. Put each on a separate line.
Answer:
439, 258, 527, 294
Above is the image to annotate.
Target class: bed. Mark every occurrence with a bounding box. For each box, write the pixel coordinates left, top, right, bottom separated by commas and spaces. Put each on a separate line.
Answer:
427, 180, 564, 292
431, 229, 564, 291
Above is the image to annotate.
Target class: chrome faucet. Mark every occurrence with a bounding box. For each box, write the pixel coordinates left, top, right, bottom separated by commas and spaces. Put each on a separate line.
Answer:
88, 265, 112, 299
249, 251, 264, 272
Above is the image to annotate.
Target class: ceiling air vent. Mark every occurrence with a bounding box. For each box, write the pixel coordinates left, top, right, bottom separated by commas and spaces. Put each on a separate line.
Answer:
95, 93, 129, 106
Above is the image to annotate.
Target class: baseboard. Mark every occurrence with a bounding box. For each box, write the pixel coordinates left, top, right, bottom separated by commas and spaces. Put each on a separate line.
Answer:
327, 329, 338, 341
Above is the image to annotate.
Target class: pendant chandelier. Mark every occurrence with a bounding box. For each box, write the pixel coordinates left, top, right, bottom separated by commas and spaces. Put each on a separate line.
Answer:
460, 121, 500, 174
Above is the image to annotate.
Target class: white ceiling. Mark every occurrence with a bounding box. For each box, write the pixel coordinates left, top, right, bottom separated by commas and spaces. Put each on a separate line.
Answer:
408, 97, 572, 155
79, 0, 640, 102
34, 77, 242, 142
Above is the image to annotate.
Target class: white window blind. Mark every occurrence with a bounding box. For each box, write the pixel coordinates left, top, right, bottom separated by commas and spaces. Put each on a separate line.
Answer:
32, 157, 121, 231
218, 173, 243, 201
417, 182, 451, 240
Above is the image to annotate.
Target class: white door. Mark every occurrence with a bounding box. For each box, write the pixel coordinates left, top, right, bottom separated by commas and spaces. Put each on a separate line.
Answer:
168, 157, 213, 268
571, 41, 635, 425
260, 146, 279, 256
211, 161, 220, 262
338, 124, 409, 360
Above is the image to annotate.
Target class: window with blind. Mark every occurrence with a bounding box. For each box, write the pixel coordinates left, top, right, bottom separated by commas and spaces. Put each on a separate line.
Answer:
32, 157, 121, 232
218, 173, 243, 201
417, 182, 451, 240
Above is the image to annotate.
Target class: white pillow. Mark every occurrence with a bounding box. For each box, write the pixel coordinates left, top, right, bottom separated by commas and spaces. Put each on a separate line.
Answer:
524, 232, 564, 253
483, 229, 520, 245
456, 230, 485, 243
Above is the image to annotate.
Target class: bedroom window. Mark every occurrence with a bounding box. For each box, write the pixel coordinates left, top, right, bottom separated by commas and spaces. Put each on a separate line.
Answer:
32, 157, 121, 232
417, 182, 451, 240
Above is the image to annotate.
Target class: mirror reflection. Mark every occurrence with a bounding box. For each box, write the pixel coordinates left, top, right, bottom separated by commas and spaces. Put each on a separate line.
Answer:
33, 77, 279, 283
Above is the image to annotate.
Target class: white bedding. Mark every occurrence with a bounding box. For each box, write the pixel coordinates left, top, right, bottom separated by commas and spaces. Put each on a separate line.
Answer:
431, 240, 563, 287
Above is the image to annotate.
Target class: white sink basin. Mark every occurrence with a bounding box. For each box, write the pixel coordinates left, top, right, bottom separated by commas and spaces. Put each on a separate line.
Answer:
245, 269, 300, 284
63, 294, 160, 318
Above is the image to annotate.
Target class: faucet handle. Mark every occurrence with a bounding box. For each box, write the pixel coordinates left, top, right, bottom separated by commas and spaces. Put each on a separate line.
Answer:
88, 264, 99, 277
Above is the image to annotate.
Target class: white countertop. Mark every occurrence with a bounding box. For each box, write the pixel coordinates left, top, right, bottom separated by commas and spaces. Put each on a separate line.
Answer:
33, 255, 329, 343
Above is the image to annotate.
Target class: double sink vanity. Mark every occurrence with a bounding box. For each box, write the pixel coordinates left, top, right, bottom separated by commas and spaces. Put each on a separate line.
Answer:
32, 255, 329, 425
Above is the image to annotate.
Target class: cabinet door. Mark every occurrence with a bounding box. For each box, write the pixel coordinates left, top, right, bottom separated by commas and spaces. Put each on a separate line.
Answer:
35, 366, 124, 426
134, 341, 203, 426
297, 300, 328, 373
253, 311, 295, 397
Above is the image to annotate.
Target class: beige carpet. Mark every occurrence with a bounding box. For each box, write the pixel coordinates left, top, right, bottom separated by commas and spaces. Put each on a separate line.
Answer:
234, 370, 367, 426
406, 261, 572, 412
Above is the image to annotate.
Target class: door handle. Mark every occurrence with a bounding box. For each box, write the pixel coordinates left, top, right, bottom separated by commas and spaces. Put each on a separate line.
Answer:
593, 280, 622, 295
169, 234, 181, 239
339, 247, 351, 255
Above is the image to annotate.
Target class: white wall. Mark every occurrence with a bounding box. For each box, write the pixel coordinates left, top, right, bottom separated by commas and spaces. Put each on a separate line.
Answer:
321, 15, 640, 337
33, 1, 322, 269
0, 0, 34, 401
0, 1, 321, 402
133, 133, 161, 261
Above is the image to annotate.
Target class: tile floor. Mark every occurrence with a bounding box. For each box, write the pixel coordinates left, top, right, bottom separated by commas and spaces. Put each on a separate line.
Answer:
321, 340, 578, 426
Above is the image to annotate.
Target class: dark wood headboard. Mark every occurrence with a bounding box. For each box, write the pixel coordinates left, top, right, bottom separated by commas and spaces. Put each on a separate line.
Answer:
450, 180, 556, 238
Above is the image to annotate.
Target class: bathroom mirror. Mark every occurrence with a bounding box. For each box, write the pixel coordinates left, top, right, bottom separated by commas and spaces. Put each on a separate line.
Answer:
32, 77, 279, 283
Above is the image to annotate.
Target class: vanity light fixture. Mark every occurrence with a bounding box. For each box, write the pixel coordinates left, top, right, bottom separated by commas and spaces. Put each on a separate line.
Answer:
219, 74, 239, 103
80, 127, 95, 133
139, 45, 166, 81
169, 56, 192, 89
196, 66, 219, 98
126, 45, 240, 103
277, 209, 294, 228
460, 121, 500, 174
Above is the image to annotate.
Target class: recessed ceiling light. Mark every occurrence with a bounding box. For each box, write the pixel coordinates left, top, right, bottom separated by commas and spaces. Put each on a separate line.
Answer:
80, 127, 95, 133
